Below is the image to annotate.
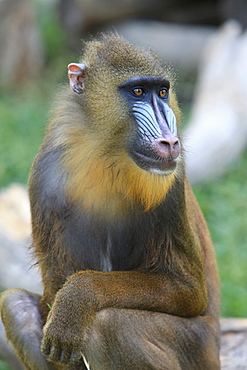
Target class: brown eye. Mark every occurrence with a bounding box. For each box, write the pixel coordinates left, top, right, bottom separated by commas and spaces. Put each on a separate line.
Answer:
133, 88, 144, 96
159, 88, 167, 98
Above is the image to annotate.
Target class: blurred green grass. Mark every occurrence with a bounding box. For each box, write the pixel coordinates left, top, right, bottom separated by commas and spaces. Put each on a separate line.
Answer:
194, 151, 247, 317
0, 360, 11, 370
0, 88, 47, 186
0, 84, 246, 318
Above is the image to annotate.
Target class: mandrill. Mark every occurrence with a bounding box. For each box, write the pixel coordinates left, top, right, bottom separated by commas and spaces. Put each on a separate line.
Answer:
0, 33, 220, 370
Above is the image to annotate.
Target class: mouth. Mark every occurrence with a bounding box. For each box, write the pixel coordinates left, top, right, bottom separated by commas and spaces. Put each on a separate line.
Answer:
131, 150, 177, 175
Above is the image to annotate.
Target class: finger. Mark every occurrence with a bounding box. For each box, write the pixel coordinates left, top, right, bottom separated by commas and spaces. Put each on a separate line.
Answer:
41, 339, 52, 356
48, 343, 62, 362
60, 348, 73, 363
70, 347, 82, 362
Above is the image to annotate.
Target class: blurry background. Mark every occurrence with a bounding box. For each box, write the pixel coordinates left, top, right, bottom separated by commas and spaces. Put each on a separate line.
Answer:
0, 0, 247, 368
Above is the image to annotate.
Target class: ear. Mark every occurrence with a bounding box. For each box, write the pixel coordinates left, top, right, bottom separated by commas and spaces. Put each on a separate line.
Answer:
68, 63, 87, 94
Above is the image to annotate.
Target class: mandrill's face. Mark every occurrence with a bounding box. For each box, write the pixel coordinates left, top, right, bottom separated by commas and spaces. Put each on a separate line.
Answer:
119, 76, 180, 176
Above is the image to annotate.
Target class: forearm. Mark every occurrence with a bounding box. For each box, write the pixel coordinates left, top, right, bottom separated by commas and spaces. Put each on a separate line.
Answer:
53, 269, 208, 319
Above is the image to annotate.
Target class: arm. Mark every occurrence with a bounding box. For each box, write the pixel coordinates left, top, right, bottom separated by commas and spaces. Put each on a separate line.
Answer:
42, 241, 207, 363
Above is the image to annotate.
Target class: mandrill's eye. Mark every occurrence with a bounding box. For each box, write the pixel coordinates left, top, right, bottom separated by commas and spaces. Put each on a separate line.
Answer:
159, 88, 168, 98
132, 87, 144, 96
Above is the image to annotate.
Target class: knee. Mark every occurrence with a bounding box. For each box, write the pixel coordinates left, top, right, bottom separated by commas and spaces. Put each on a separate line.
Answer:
1, 288, 25, 322
0, 288, 42, 329
86, 308, 118, 346
83, 308, 123, 367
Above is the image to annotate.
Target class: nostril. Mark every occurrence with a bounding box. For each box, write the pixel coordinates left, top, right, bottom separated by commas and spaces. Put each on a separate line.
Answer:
159, 140, 170, 148
159, 135, 178, 144
159, 139, 179, 149
172, 140, 179, 150
171, 140, 180, 158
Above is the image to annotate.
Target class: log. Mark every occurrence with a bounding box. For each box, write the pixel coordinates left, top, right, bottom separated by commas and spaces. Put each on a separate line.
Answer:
220, 318, 247, 369
185, 21, 247, 184
118, 20, 215, 71
0, 184, 41, 293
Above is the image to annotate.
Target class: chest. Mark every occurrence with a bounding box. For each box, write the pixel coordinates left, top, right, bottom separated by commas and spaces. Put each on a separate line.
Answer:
64, 207, 167, 272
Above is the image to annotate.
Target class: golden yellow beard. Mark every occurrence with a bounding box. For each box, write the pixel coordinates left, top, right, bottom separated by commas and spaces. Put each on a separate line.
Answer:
64, 143, 177, 217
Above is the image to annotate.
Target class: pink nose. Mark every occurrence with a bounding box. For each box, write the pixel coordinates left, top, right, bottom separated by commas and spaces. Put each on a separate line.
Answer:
154, 136, 180, 160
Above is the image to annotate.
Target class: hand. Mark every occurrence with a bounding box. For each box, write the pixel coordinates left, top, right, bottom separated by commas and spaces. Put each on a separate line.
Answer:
41, 275, 97, 364
41, 310, 85, 363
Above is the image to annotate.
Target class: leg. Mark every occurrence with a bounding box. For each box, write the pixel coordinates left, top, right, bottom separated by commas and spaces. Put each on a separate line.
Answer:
1, 289, 220, 369
83, 308, 220, 370
0, 288, 89, 370
0, 288, 54, 370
